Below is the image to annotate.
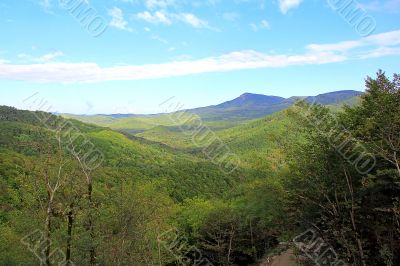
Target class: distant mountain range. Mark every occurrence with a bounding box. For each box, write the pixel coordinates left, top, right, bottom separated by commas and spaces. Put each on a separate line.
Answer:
64, 90, 363, 133
304, 90, 363, 105
180, 90, 363, 122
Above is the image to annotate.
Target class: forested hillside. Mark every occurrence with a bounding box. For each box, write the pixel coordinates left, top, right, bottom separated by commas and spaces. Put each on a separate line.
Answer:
0, 104, 288, 265
0, 72, 399, 265
136, 92, 361, 150
285, 71, 400, 265
64, 90, 362, 138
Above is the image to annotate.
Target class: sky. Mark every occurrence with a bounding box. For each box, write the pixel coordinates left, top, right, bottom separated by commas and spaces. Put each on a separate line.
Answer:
0, 0, 400, 114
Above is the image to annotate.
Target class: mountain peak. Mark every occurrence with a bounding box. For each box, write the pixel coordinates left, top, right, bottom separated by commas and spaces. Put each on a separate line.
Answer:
305, 90, 363, 105
239, 93, 251, 98
217, 93, 286, 109
238, 92, 273, 100
240, 92, 258, 97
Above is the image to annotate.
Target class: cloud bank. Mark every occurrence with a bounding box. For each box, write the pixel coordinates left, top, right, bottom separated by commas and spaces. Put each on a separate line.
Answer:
1, 30, 400, 83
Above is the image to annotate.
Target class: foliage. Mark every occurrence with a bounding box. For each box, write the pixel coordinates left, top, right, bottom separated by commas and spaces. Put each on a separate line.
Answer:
285, 71, 400, 265
0, 76, 397, 265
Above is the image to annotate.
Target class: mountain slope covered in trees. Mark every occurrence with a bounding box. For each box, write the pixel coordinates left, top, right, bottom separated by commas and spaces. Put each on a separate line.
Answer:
64, 90, 362, 134
0, 104, 293, 265
1, 72, 399, 265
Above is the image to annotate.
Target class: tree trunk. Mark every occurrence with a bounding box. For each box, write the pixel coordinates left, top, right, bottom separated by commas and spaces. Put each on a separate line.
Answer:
345, 168, 366, 266
45, 199, 52, 266
66, 203, 74, 265
349, 209, 366, 266
227, 226, 234, 266
249, 219, 256, 259
88, 182, 96, 266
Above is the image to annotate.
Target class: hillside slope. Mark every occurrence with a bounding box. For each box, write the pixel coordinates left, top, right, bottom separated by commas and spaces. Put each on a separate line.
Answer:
0, 105, 287, 265
0, 106, 236, 201
138, 92, 361, 150
64, 90, 362, 137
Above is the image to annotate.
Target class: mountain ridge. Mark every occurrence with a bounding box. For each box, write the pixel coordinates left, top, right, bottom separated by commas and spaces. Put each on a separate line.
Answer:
62, 90, 363, 136
184, 90, 362, 122
63, 90, 363, 117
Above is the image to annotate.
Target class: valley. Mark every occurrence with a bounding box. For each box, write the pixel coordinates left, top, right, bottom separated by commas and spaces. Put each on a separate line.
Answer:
64, 90, 362, 149
3, 77, 398, 265
2, 1, 400, 264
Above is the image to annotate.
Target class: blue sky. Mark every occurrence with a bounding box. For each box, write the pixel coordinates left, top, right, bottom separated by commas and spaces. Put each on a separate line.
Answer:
1, 0, 400, 114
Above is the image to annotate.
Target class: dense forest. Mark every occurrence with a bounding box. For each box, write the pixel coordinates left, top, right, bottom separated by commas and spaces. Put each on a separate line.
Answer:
0, 71, 399, 265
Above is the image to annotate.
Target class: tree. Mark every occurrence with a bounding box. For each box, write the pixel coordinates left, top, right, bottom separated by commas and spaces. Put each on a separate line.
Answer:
286, 71, 400, 265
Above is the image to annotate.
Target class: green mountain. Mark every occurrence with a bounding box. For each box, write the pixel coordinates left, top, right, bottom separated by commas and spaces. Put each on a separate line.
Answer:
305, 90, 363, 105
187, 93, 293, 122
137, 91, 362, 149
61, 90, 362, 152
64, 90, 362, 135
0, 105, 285, 265
2, 72, 399, 266
0, 106, 236, 201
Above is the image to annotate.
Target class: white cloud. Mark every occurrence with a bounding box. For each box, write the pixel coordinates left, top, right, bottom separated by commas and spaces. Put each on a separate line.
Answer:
306, 41, 362, 52
38, 0, 55, 13
151, 34, 168, 44
136, 10, 213, 29
136, 11, 171, 24
250, 20, 270, 31
357, 0, 400, 13
365, 30, 400, 46
175, 13, 209, 28
17, 51, 64, 63
358, 46, 400, 59
250, 23, 258, 31
38, 0, 90, 11
109, 7, 131, 31
1, 29, 400, 83
279, 0, 303, 14
0, 51, 345, 83
39, 0, 51, 9
307, 30, 400, 52
261, 20, 270, 29
144, 0, 175, 9
41, 51, 64, 62
222, 12, 240, 22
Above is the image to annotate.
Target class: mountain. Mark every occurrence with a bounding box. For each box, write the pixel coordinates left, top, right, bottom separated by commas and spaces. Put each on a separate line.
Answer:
2, 74, 398, 266
184, 90, 362, 122
0, 105, 297, 265
0, 106, 236, 200
0, 105, 241, 264
63, 90, 363, 140
305, 90, 363, 105
186, 93, 293, 123
215, 93, 287, 108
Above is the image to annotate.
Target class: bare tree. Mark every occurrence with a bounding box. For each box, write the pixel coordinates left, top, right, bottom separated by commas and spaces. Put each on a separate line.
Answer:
42, 132, 66, 266
69, 136, 97, 266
